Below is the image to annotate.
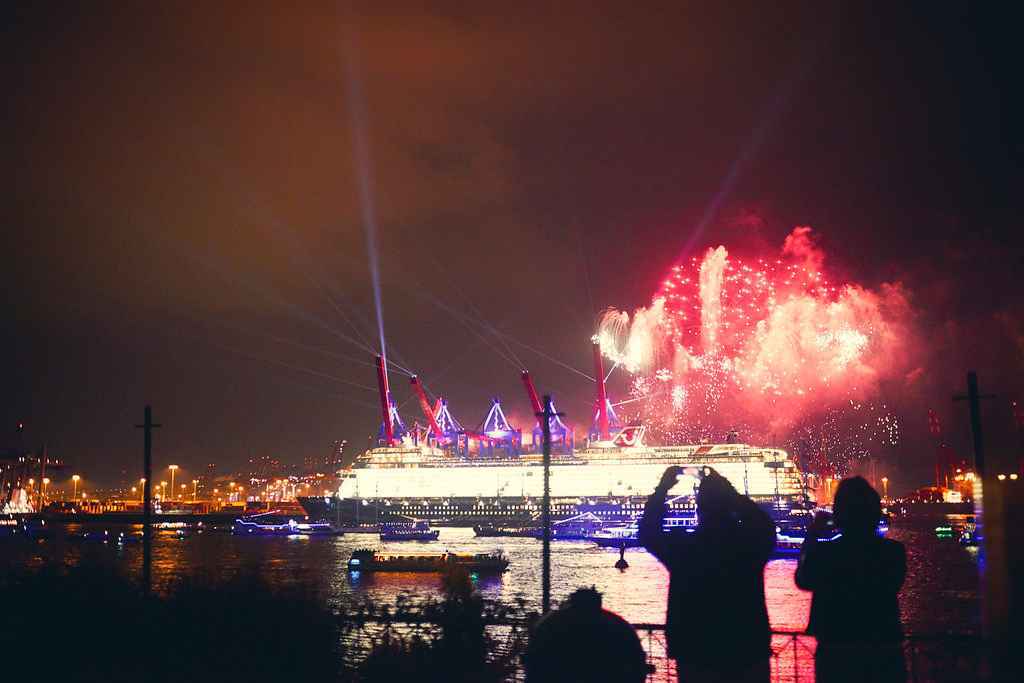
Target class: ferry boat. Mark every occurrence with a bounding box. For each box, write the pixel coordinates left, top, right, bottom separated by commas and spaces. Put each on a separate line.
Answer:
232, 513, 338, 537
347, 548, 509, 574
379, 520, 439, 541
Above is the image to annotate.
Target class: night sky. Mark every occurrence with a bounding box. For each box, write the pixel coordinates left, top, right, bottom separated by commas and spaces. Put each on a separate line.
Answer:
4, 2, 1021, 491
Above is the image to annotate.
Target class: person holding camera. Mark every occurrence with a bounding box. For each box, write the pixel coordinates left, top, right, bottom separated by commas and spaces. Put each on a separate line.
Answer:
795, 476, 906, 682
640, 465, 776, 683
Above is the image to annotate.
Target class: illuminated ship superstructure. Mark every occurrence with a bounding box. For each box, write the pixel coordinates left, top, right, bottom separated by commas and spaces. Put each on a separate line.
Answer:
298, 345, 809, 526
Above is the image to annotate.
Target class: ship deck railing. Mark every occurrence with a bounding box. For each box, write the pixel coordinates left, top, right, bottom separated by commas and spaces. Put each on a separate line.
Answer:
338, 615, 989, 682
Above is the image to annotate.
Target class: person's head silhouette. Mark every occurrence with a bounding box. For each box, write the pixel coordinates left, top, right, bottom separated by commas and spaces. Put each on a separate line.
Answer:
696, 469, 739, 528
832, 476, 881, 536
524, 587, 648, 683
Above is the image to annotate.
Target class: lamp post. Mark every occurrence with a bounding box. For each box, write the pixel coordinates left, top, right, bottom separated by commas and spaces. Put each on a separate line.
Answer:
139, 479, 146, 503
160, 481, 167, 500
71, 474, 80, 502
41, 477, 50, 506
168, 465, 178, 501
881, 476, 889, 502
192, 479, 198, 502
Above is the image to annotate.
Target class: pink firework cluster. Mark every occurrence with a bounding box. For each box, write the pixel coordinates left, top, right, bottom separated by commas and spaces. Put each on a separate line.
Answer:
598, 227, 910, 473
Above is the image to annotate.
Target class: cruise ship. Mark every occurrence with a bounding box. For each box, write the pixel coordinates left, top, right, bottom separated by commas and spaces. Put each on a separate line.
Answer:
299, 349, 811, 526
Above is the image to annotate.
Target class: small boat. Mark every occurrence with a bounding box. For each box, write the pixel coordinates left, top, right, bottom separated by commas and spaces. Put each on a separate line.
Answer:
232, 514, 339, 536
379, 520, 439, 541
1, 514, 52, 540
773, 518, 841, 557
590, 522, 641, 548
589, 514, 698, 548
347, 548, 509, 574
0, 514, 24, 539
775, 512, 885, 556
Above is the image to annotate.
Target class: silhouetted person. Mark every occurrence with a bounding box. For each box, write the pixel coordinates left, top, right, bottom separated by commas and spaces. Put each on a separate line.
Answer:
795, 476, 906, 683
524, 587, 649, 683
640, 466, 776, 682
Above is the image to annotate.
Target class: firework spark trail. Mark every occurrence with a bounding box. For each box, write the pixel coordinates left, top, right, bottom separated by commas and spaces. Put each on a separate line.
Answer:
599, 227, 911, 472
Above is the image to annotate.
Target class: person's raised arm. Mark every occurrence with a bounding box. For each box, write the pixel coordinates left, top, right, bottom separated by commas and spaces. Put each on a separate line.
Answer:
639, 466, 680, 564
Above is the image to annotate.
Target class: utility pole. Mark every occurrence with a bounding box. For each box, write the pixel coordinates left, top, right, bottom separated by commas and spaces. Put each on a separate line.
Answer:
537, 395, 563, 614
954, 372, 992, 476
38, 444, 47, 512
135, 406, 161, 595
953, 371, 1014, 675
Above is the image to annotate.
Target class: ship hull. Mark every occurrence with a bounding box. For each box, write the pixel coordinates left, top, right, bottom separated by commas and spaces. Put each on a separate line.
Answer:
298, 493, 803, 527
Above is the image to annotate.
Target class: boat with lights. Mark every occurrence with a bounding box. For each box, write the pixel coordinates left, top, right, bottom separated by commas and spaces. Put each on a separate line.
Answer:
299, 348, 811, 528
589, 514, 699, 548
347, 548, 509, 574
379, 520, 440, 541
232, 513, 339, 536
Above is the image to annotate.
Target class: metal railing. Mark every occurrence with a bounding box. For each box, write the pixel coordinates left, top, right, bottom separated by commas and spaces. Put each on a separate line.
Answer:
631, 625, 817, 683
630, 624, 989, 683
337, 616, 988, 682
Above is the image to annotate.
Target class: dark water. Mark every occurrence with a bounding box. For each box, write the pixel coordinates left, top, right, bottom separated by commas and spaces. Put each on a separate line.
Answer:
3, 517, 980, 635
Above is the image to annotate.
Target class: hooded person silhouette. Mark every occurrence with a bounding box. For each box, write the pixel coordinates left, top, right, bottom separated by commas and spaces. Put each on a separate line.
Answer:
796, 476, 906, 682
524, 587, 650, 683
640, 466, 776, 682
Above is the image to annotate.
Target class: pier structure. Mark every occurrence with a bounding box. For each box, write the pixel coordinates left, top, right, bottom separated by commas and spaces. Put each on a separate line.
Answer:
477, 398, 522, 456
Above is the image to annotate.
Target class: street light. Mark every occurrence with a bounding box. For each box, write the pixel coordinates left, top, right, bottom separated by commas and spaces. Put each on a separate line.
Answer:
42, 477, 50, 505
71, 474, 81, 502
192, 479, 199, 501
881, 476, 889, 501
160, 481, 167, 500
168, 465, 179, 501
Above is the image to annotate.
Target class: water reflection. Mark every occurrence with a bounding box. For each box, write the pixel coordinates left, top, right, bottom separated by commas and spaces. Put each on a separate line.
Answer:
2, 518, 979, 633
